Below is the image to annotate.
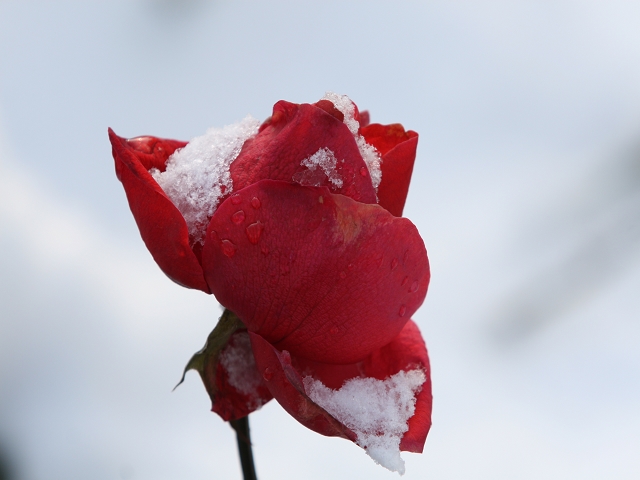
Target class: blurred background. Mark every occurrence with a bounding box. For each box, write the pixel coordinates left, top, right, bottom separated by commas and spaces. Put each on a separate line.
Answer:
1, 1, 639, 478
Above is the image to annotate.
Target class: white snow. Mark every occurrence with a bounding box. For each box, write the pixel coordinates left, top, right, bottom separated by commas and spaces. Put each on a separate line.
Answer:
292, 147, 343, 188
150, 115, 260, 245
219, 332, 266, 410
322, 92, 382, 190
304, 369, 426, 475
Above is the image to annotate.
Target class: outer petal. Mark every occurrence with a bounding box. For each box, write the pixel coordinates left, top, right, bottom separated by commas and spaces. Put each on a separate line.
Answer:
249, 320, 432, 452
230, 101, 377, 204
202, 180, 430, 364
360, 124, 419, 217
109, 129, 210, 292
248, 332, 357, 441
207, 330, 273, 421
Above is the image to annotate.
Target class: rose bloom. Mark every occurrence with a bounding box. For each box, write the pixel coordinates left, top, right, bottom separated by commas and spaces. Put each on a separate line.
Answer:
109, 93, 431, 474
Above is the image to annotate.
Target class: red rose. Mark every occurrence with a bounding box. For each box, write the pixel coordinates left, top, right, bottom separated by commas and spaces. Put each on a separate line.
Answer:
109, 93, 431, 473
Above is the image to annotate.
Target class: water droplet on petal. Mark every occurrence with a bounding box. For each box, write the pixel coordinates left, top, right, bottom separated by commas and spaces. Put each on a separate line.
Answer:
391, 258, 398, 270
348, 263, 354, 270
251, 197, 261, 209
377, 254, 384, 268
318, 196, 324, 204
398, 305, 407, 317
339, 271, 346, 279
330, 326, 339, 335
401, 276, 408, 286
261, 245, 269, 256
221, 239, 237, 258
263, 367, 274, 381
231, 210, 245, 224
231, 194, 242, 205
410, 281, 419, 293
360, 166, 368, 177
245, 221, 264, 244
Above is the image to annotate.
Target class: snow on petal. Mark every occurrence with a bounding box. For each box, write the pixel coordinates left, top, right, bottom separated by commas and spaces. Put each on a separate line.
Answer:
322, 92, 382, 190
292, 147, 343, 189
219, 331, 267, 412
304, 369, 426, 475
151, 115, 260, 245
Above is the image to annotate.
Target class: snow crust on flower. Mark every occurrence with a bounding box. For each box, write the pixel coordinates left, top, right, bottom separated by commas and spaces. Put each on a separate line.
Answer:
219, 332, 266, 410
150, 116, 260, 245
304, 369, 426, 475
322, 92, 382, 190
292, 147, 343, 189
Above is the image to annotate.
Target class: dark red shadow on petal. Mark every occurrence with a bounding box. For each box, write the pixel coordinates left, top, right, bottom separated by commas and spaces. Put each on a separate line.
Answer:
202, 180, 429, 364
249, 332, 357, 441
109, 128, 210, 293
360, 124, 418, 217
230, 101, 377, 205
249, 320, 432, 452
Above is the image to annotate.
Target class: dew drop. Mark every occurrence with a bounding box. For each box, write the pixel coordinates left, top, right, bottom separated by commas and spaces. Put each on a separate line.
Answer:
360, 166, 368, 177
348, 263, 354, 270
231, 210, 245, 225
221, 239, 237, 258
329, 326, 339, 335
377, 254, 384, 268
318, 196, 324, 204
410, 281, 419, 293
245, 221, 264, 244
398, 305, 407, 317
231, 194, 242, 205
251, 197, 261, 209
401, 276, 409, 286
339, 271, 346, 279
391, 258, 398, 270
261, 245, 269, 256
263, 367, 274, 381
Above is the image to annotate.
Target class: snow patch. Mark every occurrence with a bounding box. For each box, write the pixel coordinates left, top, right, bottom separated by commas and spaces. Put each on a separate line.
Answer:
322, 92, 382, 190
292, 148, 343, 189
219, 332, 266, 410
304, 369, 426, 475
150, 115, 260, 245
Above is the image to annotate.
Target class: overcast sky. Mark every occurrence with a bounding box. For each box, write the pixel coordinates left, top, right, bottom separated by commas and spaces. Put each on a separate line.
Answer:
1, 1, 640, 479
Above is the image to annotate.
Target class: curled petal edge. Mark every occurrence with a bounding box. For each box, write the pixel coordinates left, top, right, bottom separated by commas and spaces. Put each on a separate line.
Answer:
249, 319, 432, 453
109, 128, 210, 293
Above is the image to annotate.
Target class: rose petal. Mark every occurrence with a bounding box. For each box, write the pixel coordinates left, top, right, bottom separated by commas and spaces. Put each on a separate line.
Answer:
230, 101, 377, 204
248, 332, 357, 441
109, 128, 210, 292
360, 124, 419, 217
202, 180, 429, 364
207, 330, 273, 421
249, 319, 431, 452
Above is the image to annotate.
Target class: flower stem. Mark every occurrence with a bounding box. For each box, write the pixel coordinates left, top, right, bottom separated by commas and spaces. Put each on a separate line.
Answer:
230, 416, 257, 480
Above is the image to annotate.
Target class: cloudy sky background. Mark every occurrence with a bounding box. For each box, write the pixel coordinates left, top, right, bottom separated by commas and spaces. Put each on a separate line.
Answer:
1, 1, 639, 478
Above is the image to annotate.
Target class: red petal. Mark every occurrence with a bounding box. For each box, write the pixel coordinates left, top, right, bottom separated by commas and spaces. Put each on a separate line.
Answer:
249, 320, 431, 452
363, 320, 432, 452
360, 124, 419, 217
248, 332, 357, 441
206, 330, 273, 421
202, 180, 429, 364
109, 128, 210, 293
230, 101, 377, 204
